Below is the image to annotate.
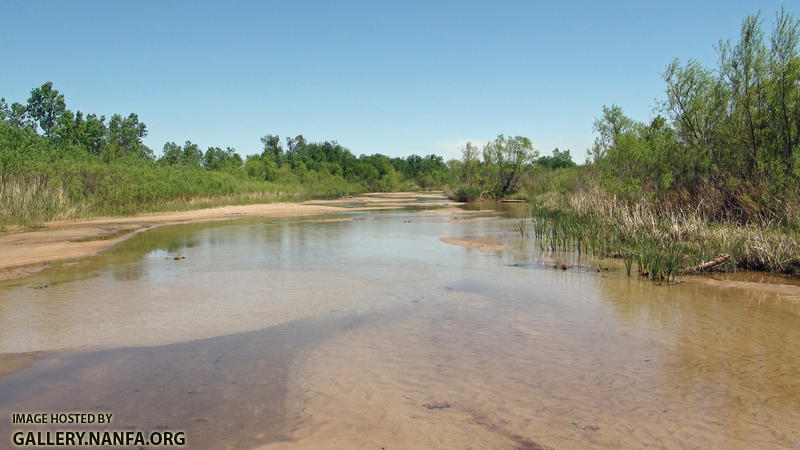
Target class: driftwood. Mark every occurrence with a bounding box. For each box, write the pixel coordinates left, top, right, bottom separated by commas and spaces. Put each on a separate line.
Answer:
499, 199, 525, 203
679, 253, 730, 275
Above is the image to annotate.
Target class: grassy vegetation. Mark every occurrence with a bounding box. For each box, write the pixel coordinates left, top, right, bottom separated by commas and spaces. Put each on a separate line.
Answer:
0, 174, 85, 227
451, 185, 482, 203
0, 169, 350, 228
0, 147, 358, 228
528, 189, 800, 280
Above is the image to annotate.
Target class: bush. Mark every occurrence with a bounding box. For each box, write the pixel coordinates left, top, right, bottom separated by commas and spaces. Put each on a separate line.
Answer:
451, 185, 482, 202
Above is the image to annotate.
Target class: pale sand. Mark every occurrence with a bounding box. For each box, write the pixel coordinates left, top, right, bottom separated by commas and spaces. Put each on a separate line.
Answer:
0, 193, 457, 281
439, 236, 508, 254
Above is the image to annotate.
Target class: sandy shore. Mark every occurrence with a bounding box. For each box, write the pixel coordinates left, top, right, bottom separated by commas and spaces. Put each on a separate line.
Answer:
0, 193, 458, 281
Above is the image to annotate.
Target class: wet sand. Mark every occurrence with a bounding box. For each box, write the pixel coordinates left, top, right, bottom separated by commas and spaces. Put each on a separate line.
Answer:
688, 276, 800, 302
440, 236, 508, 253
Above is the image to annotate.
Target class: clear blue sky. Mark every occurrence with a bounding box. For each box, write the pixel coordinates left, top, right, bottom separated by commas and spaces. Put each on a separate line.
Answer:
1, 1, 791, 161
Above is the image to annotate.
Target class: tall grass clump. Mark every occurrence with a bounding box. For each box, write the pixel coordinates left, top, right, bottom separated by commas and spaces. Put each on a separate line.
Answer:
0, 156, 362, 227
528, 189, 800, 280
0, 174, 86, 227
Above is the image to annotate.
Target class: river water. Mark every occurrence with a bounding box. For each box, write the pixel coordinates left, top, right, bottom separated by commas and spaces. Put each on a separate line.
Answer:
1, 200, 798, 449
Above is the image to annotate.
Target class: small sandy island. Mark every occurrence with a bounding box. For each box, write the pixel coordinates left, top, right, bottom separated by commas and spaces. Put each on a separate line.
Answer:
0, 192, 456, 281
440, 236, 508, 254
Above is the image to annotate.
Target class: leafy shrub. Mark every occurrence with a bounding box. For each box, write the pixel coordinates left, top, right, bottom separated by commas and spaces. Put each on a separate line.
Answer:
451, 185, 482, 202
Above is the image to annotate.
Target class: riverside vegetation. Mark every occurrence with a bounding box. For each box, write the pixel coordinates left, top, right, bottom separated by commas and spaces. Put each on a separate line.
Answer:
2, 8, 799, 279
448, 8, 800, 279
0, 86, 450, 227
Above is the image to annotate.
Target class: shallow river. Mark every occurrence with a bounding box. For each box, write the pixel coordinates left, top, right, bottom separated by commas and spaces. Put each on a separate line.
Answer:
1, 202, 799, 449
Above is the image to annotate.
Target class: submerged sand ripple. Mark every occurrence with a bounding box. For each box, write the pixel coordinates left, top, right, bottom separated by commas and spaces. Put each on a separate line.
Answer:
440, 236, 508, 253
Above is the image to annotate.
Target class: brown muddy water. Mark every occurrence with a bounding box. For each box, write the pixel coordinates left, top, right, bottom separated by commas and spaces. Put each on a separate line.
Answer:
1, 202, 799, 449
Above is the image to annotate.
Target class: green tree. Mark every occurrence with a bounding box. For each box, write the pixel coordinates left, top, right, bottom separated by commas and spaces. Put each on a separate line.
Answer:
7, 103, 32, 130
106, 113, 150, 159
286, 135, 307, 154
590, 105, 634, 162
260, 134, 283, 163
0, 98, 8, 121
768, 6, 800, 172
179, 140, 203, 166
536, 148, 577, 169
26, 81, 66, 137
160, 141, 183, 165
55, 110, 107, 155
662, 59, 723, 150
203, 146, 243, 170
460, 142, 480, 184
719, 13, 769, 173
483, 134, 537, 195
1, 100, 32, 130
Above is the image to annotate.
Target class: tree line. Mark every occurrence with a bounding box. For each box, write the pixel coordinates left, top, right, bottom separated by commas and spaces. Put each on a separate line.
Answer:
0, 81, 576, 205
0, 83, 450, 193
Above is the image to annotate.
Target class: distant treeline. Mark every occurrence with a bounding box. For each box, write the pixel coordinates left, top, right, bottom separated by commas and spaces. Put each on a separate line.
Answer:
0, 82, 450, 191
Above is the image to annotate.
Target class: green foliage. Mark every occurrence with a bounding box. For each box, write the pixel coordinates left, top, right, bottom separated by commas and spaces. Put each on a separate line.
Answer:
0, 83, 455, 226
390, 154, 451, 189
203, 146, 243, 170
7, 103, 32, 130
512, 8, 800, 278
177, 141, 203, 167
521, 165, 589, 197
451, 185, 482, 202
26, 82, 66, 137
484, 134, 538, 195
586, 8, 800, 224
458, 142, 480, 184
55, 110, 108, 155
260, 134, 282, 163
535, 148, 577, 169
451, 136, 540, 199
105, 113, 151, 160
0, 125, 356, 226
528, 191, 800, 279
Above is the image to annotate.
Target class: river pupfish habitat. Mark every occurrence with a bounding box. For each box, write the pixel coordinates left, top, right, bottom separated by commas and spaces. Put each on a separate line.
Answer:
2, 2, 800, 449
